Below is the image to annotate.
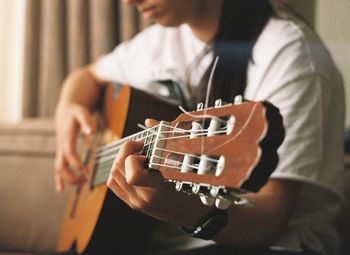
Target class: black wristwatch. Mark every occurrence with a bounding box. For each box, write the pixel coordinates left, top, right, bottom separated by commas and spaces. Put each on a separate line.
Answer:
181, 208, 228, 240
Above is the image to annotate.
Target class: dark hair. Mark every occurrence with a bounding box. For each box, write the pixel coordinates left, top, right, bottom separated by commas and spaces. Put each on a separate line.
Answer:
198, 0, 274, 105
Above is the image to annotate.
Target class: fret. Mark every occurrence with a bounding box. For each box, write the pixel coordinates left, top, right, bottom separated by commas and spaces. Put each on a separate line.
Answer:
95, 143, 120, 160
136, 133, 141, 141
93, 163, 113, 186
92, 159, 114, 186
140, 130, 145, 143
148, 121, 171, 170
144, 130, 151, 157
140, 130, 146, 154
90, 125, 163, 188
148, 126, 157, 159
147, 128, 155, 159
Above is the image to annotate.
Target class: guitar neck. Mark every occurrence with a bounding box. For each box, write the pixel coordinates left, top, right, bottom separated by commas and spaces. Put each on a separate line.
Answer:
91, 124, 161, 187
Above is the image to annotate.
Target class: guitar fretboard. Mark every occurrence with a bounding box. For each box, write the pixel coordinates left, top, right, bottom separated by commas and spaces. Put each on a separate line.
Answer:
91, 125, 160, 187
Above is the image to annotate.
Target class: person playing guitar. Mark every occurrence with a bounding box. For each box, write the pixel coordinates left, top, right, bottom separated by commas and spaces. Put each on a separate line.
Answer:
54, 1, 345, 255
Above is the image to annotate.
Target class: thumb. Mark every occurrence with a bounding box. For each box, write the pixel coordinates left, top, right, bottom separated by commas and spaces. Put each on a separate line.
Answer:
145, 118, 160, 128
74, 106, 96, 135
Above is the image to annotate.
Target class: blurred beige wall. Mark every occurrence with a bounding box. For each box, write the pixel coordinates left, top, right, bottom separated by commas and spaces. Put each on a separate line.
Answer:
316, 1, 350, 128
0, 0, 25, 122
283, 0, 316, 28
286, 0, 350, 127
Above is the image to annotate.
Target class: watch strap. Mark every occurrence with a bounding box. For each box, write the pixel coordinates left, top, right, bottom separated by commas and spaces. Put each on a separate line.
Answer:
181, 208, 228, 240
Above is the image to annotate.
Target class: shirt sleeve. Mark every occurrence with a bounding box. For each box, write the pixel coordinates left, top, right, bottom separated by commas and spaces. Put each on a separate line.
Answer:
245, 18, 345, 197
261, 69, 343, 198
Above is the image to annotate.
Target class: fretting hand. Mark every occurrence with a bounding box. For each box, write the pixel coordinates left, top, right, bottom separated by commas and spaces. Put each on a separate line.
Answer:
107, 119, 214, 228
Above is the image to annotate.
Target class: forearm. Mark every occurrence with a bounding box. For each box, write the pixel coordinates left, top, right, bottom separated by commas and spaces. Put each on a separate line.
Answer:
213, 180, 301, 248
57, 64, 106, 109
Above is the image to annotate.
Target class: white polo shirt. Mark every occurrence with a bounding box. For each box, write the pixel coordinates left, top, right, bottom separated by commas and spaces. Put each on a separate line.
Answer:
95, 9, 345, 255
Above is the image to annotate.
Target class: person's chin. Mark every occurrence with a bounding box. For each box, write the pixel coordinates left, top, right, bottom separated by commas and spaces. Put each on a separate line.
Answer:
153, 17, 182, 27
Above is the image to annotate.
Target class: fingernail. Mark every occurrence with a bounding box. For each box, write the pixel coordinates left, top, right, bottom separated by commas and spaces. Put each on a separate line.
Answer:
83, 127, 92, 134
56, 185, 63, 193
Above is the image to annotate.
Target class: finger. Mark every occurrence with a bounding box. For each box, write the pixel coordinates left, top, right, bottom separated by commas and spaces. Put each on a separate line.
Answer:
145, 118, 159, 128
110, 164, 137, 194
54, 170, 64, 193
74, 106, 96, 135
65, 151, 89, 178
114, 141, 144, 176
54, 153, 86, 190
56, 164, 86, 185
107, 171, 142, 210
64, 132, 90, 178
124, 154, 163, 187
54, 153, 68, 190
107, 174, 130, 202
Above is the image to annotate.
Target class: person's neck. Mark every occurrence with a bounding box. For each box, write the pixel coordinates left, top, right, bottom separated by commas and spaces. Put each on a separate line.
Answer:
187, 0, 222, 43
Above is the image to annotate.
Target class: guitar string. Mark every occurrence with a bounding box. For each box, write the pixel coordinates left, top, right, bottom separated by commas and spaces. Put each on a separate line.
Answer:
96, 153, 215, 178
95, 128, 229, 159
95, 141, 222, 166
95, 122, 219, 153
95, 119, 229, 152
93, 102, 259, 174
92, 102, 260, 182
151, 129, 228, 143
95, 125, 159, 152
94, 122, 204, 152
178, 106, 227, 124
160, 102, 260, 157
208, 102, 259, 153
93, 135, 224, 182
138, 154, 217, 172
93, 113, 257, 185
94, 104, 230, 154
92, 153, 219, 185
94, 126, 229, 159
93, 128, 224, 181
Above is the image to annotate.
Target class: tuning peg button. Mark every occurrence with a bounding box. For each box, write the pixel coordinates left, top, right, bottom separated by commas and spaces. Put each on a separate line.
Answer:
234, 95, 244, 104
192, 184, 213, 197
215, 99, 223, 107
192, 184, 201, 194
196, 102, 204, 110
175, 182, 192, 194
215, 199, 232, 210
210, 186, 220, 197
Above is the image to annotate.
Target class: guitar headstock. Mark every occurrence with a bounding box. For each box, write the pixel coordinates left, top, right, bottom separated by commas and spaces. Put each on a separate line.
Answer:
148, 98, 284, 209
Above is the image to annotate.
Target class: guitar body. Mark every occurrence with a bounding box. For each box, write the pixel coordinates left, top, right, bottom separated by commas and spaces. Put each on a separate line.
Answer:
57, 84, 181, 254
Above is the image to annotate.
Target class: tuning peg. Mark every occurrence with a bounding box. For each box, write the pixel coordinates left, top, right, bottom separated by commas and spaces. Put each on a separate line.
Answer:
210, 186, 220, 197
234, 95, 244, 104
219, 189, 254, 207
175, 182, 193, 194
196, 102, 204, 110
215, 99, 223, 107
192, 184, 210, 196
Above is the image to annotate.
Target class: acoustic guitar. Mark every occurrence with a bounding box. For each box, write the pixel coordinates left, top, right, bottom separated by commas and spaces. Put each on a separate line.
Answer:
56, 83, 284, 254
